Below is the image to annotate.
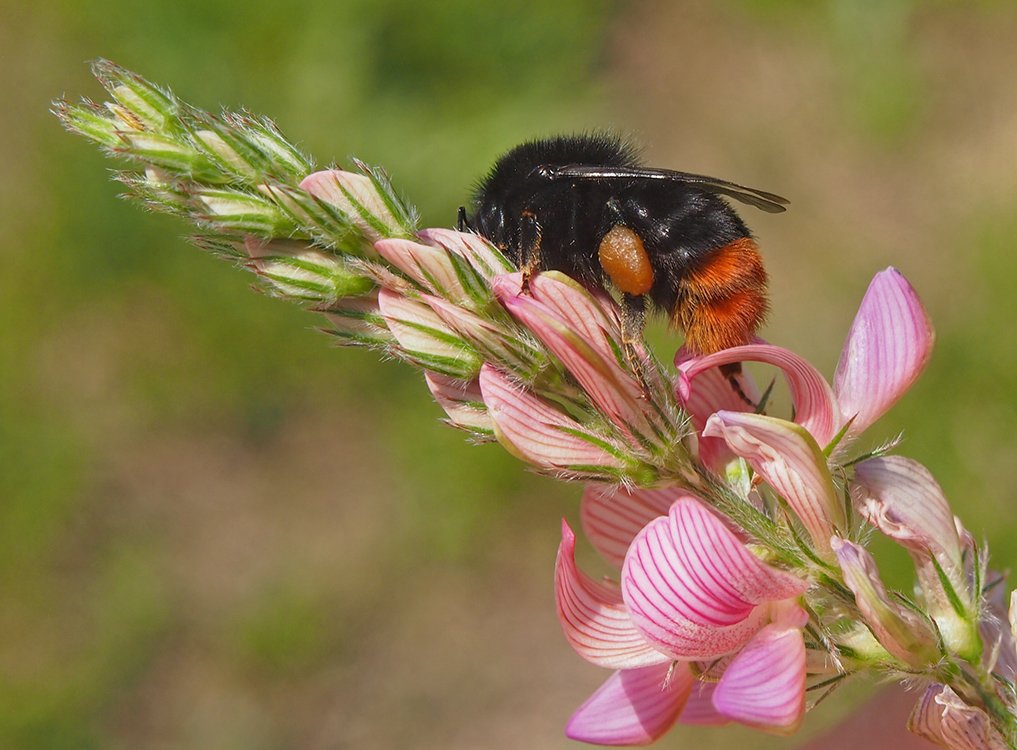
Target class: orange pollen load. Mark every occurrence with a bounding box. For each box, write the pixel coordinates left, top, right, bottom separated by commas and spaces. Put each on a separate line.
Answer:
598, 225, 655, 296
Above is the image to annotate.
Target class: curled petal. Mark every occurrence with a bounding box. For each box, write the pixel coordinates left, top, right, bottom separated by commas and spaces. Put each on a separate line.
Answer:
555, 520, 667, 669
377, 289, 480, 378
831, 537, 938, 667
580, 484, 683, 568
676, 343, 840, 447
566, 662, 694, 746
418, 228, 514, 279
621, 497, 808, 659
299, 169, 401, 241
713, 618, 806, 733
423, 373, 492, 434
674, 354, 759, 470
908, 684, 1009, 750
478, 364, 628, 476
493, 273, 653, 445
704, 411, 843, 554
852, 456, 963, 575
834, 268, 934, 436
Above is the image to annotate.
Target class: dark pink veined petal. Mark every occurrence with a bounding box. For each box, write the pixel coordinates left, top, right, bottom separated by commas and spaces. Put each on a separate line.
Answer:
580, 485, 684, 568
677, 680, 730, 726
834, 268, 934, 436
423, 372, 492, 433
676, 343, 840, 448
621, 498, 808, 660
703, 411, 844, 555
555, 520, 668, 669
908, 684, 1009, 750
712, 617, 807, 733
566, 662, 694, 746
674, 350, 759, 470
478, 364, 627, 472
493, 273, 653, 445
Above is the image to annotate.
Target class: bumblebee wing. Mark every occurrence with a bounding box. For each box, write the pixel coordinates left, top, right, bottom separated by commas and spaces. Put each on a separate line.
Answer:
541, 164, 790, 213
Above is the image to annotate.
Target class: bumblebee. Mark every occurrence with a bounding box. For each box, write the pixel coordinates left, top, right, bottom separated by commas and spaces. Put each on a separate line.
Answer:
459, 134, 788, 363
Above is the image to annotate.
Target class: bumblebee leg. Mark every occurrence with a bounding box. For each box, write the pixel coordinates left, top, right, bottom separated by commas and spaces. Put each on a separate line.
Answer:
621, 293, 651, 390
719, 362, 758, 410
519, 209, 543, 293
457, 206, 473, 233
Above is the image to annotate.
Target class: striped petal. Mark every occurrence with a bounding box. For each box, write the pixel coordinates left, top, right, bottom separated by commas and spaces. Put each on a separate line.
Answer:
908, 684, 1009, 750
834, 268, 934, 436
713, 614, 807, 733
677, 681, 729, 726
423, 373, 492, 434
831, 537, 938, 667
417, 228, 514, 280
493, 273, 654, 446
703, 411, 844, 555
621, 497, 808, 659
566, 662, 694, 746
555, 520, 667, 669
478, 364, 628, 477
580, 484, 683, 568
852, 456, 963, 574
676, 343, 840, 448
673, 353, 759, 470
300, 169, 402, 242
377, 289, 480, 378
375, 237, 470, 303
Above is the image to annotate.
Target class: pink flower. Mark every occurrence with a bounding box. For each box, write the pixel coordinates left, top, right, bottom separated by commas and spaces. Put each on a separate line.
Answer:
556, 489, 811, 744
908, 684, 1009, 750
677, 268, 934, 460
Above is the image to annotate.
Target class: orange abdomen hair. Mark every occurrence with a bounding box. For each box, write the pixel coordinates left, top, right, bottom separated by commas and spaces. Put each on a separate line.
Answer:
672, 237, 769, 355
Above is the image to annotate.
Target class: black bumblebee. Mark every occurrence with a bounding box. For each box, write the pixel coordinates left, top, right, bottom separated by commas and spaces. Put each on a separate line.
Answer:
458, 134, 788, 360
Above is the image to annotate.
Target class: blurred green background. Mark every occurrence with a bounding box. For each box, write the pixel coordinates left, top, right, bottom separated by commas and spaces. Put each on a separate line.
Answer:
3, 1, 1017, 748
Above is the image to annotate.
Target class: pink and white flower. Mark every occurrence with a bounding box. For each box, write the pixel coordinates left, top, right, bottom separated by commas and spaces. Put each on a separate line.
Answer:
677, 267, 934, 459
556, 489, 812, 744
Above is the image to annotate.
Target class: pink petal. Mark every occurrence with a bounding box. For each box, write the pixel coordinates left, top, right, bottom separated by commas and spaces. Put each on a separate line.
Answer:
908, 684, 1009, 750
621, 497, 808, 660
374, 238, 470, 303
423, 372, 492, 434
677, 681, 730, 726
580, 485, 683, 568
422, 293, 522, 364
478, 364, 628, 475
713, 618, 807, 733
376, 289, 480, 377
555, 520, 668, 669
493, 273, 653, 445
852, 456, 962, 571
566, 662, 694, 746
676, 343, 840, 448
417, 228, 514, 279
674, 354, 759, 470
703, 411, 844, 555
834, 268, 934, 436
853, 456, 977, 657
831, 537, 937, 667
299, 169, 401, 241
